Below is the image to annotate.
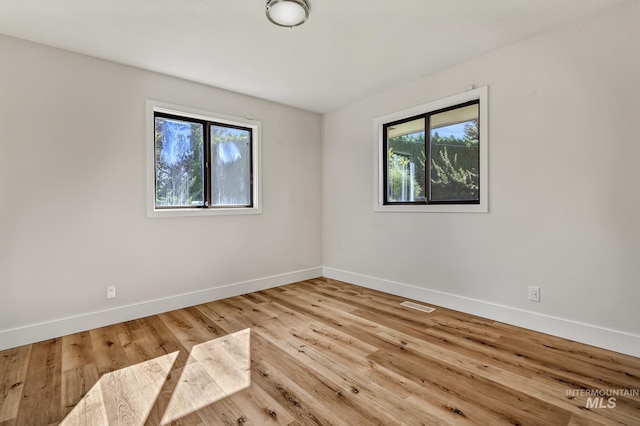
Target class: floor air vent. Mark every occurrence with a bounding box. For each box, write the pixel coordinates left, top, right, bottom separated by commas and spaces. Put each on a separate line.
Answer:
401, 301, 436, 313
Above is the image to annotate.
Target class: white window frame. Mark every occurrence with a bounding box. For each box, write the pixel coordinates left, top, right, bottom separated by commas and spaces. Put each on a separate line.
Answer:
373, 86, 488, 213
146, 100, 262, 218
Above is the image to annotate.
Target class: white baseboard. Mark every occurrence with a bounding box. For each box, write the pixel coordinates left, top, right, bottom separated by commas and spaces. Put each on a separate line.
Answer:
322, 267, 640, 358
0, 267, 322, 351
5, 266, 638, 358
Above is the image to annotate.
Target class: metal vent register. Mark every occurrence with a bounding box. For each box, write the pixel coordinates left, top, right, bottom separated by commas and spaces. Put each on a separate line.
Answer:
401, 301, 436, 313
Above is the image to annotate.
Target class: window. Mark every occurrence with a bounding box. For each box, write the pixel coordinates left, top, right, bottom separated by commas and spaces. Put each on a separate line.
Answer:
147, 101, 261, 217
374, 87, 487, 213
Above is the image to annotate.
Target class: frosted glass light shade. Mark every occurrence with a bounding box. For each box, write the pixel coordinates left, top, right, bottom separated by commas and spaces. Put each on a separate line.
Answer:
266, 0, 310, 27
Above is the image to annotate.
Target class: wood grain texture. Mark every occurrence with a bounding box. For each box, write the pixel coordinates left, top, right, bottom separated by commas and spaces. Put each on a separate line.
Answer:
1, 278, 638, 425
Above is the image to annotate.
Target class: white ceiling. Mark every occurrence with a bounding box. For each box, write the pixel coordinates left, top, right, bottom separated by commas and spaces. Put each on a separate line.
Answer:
0, 0, 627, 113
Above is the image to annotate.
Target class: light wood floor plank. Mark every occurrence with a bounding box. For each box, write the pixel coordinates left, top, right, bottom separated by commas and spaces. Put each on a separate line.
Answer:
61, 363, 99, 419
0, 345, 31, 423
1, 278, 639, 425
14, 338, 62, 426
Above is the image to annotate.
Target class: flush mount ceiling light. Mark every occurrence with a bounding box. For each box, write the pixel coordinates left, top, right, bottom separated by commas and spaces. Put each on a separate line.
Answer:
266, 0, 310, 28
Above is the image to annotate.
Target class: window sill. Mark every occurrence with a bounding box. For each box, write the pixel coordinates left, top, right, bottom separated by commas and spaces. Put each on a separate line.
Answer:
374, 203, 487, 213
147, 206, 262, 218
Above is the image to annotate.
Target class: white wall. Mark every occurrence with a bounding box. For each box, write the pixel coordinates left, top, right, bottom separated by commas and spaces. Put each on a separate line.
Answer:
2, 1, 639, 356
322, 1, 640, 356
0, 35, 322, 349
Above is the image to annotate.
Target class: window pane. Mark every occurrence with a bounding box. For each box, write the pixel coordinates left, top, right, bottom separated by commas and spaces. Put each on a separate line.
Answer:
386, 117, 426, 202
210, 125, 252, 207
429, 103, 479, 202
154, 117, 204, 207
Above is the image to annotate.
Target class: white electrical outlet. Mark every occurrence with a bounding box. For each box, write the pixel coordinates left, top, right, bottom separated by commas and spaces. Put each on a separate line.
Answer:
107, 286, 116, 299
528, 286, 540, 302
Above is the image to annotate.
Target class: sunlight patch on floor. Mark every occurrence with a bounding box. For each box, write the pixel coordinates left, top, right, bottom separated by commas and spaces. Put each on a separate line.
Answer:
59, 329, 251, 425
61, 351, 178, 425
161, 328, 251, 424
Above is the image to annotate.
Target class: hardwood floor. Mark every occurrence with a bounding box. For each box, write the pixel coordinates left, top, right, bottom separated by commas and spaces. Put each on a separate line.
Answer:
1, 278, 639, 425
